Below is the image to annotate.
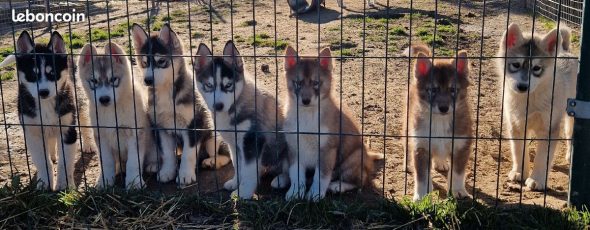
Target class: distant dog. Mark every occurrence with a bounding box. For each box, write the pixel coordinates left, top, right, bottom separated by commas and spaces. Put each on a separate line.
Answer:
287, 0, 374, 15
403, 44, 472, 201
78, 42, 155, 189
194, 41, 290, 199
496, 23, 578, 191
131, 23, 230, 187
12, 31, 92, 190
283, 46, 381, 201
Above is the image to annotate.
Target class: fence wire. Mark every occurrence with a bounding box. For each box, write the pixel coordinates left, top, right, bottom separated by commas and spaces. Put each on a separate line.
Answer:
0, 0, 583, 209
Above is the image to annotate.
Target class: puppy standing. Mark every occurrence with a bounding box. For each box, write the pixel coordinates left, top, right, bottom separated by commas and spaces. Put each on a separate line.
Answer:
496, 24, 578, 190
283, 47, 380, 201
194, 41, 289, 198
131, 24, 230, 187
14, 31, 82, 190
404, 44, 472, 201
78, 43, 154, 189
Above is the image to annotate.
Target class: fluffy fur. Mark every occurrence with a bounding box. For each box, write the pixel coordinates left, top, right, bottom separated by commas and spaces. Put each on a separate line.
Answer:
495, 23, 578, 191
194, 41, 289, 199
131, 23, 230, 187
283, 46, 380, 201
78, 42, 155, 189
403, 44, 473, 201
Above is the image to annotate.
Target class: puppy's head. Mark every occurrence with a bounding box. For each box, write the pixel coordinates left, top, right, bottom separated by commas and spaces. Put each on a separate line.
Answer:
78, 42, 132, 107
412, 48, 470, 115
193, 41, 245, 113
497, 23, 567, 94
16, 31, 69, 100
283, 46, 333, 107
131, 23, 184, 88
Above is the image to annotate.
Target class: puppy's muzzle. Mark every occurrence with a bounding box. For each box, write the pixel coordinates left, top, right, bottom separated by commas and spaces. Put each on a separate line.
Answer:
38, 89, 50, 99
214, 103, 224, 111
144, 77, 154, 86
516, 83, 529, 93
99, 96, 111, 106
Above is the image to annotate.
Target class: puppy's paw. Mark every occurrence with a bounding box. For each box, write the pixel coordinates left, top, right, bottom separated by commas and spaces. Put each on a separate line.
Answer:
223, 178, 237, 191
525, 177, 546, 191
176, 168, 197, 188
36, 180, 51, 191
451, 188, 471, 199
508, 170, 525, 182
230, 189, 255, 200
54, 176, 75, 191
285, 185, 306, 201
270, 174, 290, 189
201, 156, 231, 169
145, 162, 159, 173
157, 167, 176, 183
81, 141, 98, 154
95, 176, 115, 189
434, 160, 449, 172
306, 187, 324, 202
125, 176, 146, 190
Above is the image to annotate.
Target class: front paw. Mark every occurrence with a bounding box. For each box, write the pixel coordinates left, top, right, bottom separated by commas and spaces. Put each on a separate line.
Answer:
36, 180, 51, 190
451, 188, 471, 199
95, 176, 115, 189
145, 162, 159, 173
224, 177, 237, 191
54, 176, 75, 191
285, 185, 305, 201
434, 160, 449, 172
306, 187, 324, 202
125, 176, 146, 190
525, 177, 546, 191
201, 156, 230, 169
176, 168, 197, 188
270, 174, 290, 189
230, 189, 254, 200
157, 167, 176, 183
508, 170, 526, 182
82, 141, 98, 154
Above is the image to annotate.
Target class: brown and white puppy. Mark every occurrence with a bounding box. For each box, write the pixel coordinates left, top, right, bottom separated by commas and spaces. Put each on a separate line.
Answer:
496, 23, 578, 191
131, 23, 230, 187
404, 44, 472, 201
283, 46, 381, 201
78, 42, 155, 189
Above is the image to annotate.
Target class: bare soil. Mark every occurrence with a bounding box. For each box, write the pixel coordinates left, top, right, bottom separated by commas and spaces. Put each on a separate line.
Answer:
0, 0, 579, 209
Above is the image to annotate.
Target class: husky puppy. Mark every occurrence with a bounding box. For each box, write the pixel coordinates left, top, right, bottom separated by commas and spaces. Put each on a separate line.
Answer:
14, 31, 88, 190
78, 42, 154, 189
283, 46, 381, 201
194, 41, 290, 198
496, 23, 578, 191
404, 44, 472, 201
287, 0, 374, 15
131, 23, 230, 187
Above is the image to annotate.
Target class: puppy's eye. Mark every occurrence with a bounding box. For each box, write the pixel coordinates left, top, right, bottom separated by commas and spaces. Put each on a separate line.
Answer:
204, 82, 213, 89
225, 82, 234, 89
532, 66, 543, 75
427, 87, 439, 93
509, 62, 521, 72
312, 80, 320, 87
292, 80, 301, 89
88, 78, 98, 89
157, 59, 167, 67
141, 60, 147, 67
110, 77, 120, 87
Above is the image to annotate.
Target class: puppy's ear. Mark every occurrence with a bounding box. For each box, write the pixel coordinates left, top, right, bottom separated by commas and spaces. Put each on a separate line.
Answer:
194, 43, 212, 73
16, 31, 34, 54
558, 24, 572, 52
48, 31, 66, 54
502, 23, 525, 50
414, 52, 432, 79
284, 46, 298, 70
105, 42, 129, 65
158, 24, 182, 51
78, 44, 97, 67
131, 23, 148, 53
223, 40, 244, 73
319, 47, 332, 71
452, 50, 469, 76
541, 27, 563, 54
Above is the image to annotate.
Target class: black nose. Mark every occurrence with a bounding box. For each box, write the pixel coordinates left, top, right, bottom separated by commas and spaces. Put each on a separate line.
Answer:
144, 78, 153, 86
38, 89, 49, 98
214, 103, 224, 111
517, 84, 528, 92
99, 96, 111, 105
302, 98, 311, 105
439, 106, 449, 113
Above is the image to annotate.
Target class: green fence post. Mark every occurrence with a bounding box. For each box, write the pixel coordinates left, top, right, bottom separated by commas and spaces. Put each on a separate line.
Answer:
569, 0, 590, 209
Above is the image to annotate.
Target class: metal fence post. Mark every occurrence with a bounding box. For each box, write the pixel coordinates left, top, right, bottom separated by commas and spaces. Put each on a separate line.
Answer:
569, 0, 590, 209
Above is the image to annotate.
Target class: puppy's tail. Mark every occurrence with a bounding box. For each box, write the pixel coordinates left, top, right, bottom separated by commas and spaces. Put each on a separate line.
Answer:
0, 55, 16, 69
402, 44, 432, 57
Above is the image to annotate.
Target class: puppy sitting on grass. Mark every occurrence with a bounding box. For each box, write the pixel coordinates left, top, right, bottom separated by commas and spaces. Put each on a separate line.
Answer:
404, 44, 472, 201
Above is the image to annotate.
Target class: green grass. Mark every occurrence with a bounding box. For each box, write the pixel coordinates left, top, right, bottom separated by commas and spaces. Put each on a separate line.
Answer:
0, 180, 588, 229
248, 33, 289, 50
389, 26, 408, 36
64, 32, 86, 49
0, 72, 13, 81
538, 15, 557, 30
0, 47, 14, 63
88, 28, 109, 42
192, 31, 205, 39
416, 28, 445, 46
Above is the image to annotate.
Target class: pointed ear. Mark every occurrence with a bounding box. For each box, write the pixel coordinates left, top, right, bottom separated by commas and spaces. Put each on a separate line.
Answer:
284, 46, 297, 70
319, 47, 332, 71
415, 52, 432, 78
158, 24, 182, 51
559, 26, 571, 51
78, 44, 97, 66
223, 40, 244, 72
193, 43, 212, 73
105, 42, 128, 65
16, 31, 34, 54
48, 31, 66, 54
541, 28, 562, 54
131, 23, 148, 53
502, 23, 524, 50
453, 50, 469, 76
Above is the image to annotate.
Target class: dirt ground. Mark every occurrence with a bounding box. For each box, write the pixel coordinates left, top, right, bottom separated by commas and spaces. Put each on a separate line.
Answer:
0, 0, 579, 209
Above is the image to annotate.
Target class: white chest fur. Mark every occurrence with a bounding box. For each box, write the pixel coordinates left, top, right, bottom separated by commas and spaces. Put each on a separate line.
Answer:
284, 107, 330, 168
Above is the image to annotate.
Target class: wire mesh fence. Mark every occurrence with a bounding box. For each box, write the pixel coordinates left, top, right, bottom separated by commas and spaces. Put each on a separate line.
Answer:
526, 0, 584, 25
0, 0, 584, 210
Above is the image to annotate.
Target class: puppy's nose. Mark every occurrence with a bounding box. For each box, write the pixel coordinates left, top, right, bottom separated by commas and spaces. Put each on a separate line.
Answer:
438, 106, 449, 114
38, 89, 49, 98
214, 103, 224, 111
302, 98, 311, 105
144, 78, 154, 86
516, 84, 528, 92
99, 96, 111, 106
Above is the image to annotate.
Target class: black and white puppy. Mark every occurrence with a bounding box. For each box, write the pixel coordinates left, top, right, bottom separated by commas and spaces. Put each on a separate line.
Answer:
15, 31, 83, 191
131, 24, 230, 187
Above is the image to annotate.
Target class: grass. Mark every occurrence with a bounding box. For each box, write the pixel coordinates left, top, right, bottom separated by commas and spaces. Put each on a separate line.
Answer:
63, 32, 86, 49
0, 180, 588, 229
538, 15, 557, 30
389, 26, 408, 36
0, 72, 13, 81
416, 28, 445, 46
0, 47, 14, 63
192, 31, 205, 39
248, 33, 289, 50
88, 28, 110, 42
